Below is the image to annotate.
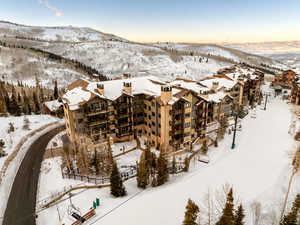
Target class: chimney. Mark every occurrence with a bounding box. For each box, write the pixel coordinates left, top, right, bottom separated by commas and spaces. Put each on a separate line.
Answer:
123, 82, 132, 95
212, 81, 219, 90
160, 86, 172, 103
97, 83, 104, 95
200, 90, 209, 99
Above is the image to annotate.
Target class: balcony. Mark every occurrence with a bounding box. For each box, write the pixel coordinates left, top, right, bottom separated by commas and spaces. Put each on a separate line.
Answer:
88, 120, 107, 127
85, 108, 107, 116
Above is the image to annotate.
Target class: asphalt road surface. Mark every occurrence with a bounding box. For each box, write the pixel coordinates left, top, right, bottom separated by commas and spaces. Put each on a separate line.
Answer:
3, 125, 64, 225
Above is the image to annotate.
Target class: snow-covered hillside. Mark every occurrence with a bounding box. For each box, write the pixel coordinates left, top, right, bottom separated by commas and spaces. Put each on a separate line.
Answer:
0, 46, 85, 87
266, 53, 300, 74
36, 41, 230, 81
0, 21, 290, 87
155, 43, 288, 71
0, 21, 128, 42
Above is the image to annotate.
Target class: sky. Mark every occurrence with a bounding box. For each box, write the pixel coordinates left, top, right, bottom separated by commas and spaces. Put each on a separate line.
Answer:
1, 0, 300, 43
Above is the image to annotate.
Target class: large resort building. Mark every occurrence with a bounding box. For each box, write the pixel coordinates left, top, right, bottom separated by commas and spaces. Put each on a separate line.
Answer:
62, 66, 263, 169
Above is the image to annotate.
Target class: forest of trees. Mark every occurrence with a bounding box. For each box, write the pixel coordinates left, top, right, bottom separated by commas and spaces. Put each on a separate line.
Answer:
0, 78, 60, 116
182, 189, 300, 225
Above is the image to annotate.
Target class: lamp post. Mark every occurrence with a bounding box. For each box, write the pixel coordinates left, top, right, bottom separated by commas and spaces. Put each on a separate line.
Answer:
231, 112, 239, 149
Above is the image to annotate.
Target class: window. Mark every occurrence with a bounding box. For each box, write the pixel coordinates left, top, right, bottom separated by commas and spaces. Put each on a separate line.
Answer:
184, 123, 190, 128
185, 113, 190, 118
183, 132, 190, 137
185, 103, 191, 108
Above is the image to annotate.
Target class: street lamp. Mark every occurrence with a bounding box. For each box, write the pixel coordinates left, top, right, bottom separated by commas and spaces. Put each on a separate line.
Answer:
231, 112, 239, 149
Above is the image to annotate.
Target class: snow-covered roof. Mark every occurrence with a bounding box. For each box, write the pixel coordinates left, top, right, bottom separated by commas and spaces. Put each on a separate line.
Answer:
170, 79, 209, 93
44, 100, 63, 112
63, 86, 92, 110
200, 77, 238, 90
63, 76, 183, 110
201, 92, 231, 103
87, 76, 181, 101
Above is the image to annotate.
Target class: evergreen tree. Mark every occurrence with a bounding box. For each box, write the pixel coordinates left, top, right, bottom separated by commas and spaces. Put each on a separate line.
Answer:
234, 204, 245, 225
93, 150, 100, 175
0, 88, 7, 114
53, 80, 59, 99
110, 161, 126, 197
182, 199, 199, 225
171, 155, 177, 174
39, 87, 45, 103
17, 92, 21, 103
4, 89, 10, 112
156, 152, 169, 186
183, 157, 190, 172
216, 188, 235, 225
9, 86, 21, 116
32, 91, 40, 114
137, 150, 149, 188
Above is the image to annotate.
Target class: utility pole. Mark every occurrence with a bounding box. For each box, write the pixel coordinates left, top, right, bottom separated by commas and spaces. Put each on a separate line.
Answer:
231, 113, 238, 149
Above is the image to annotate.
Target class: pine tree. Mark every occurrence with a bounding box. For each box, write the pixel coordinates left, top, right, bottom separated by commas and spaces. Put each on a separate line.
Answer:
93, 150, 100, 175
53, 80, 59, 99
32, 91, 40, 114
17, 92, 21, 103
183, 157, 190, 172
157, 152, 169, 186
39, 87, 45, 103
216, 188, 235, 225
171, 155, 177, 174
0, 87, 7, 114
9, 86, 21, 116
137, 151, 149, 188
4, 89, 10, 112
110, 161, 126, 197
234, 204, 245, 225
182, 199, 199, 225
22, 91, 30, 115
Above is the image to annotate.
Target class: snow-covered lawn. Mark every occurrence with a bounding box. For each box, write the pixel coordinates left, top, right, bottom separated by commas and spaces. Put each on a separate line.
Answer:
37, 97, 300, 225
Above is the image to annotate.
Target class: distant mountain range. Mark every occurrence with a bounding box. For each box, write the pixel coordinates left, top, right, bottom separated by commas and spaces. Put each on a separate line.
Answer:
223, 41, 300, 54
0, 21, 291, 88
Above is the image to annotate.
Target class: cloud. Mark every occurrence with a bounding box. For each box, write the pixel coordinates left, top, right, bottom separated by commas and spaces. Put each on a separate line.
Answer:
38, 0, 63, 17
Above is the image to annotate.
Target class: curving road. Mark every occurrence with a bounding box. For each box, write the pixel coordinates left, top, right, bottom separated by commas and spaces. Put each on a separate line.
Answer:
3, 125, 64, 225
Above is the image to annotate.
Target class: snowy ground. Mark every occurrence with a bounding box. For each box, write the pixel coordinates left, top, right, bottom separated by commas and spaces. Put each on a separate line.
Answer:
46, 130, 66, 150
36, 92, 300, 225
0, 115, 62, 221
0, 115, 60, 169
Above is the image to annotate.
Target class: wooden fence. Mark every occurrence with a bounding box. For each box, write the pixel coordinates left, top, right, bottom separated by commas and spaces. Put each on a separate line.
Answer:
62, 167, 137, 184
